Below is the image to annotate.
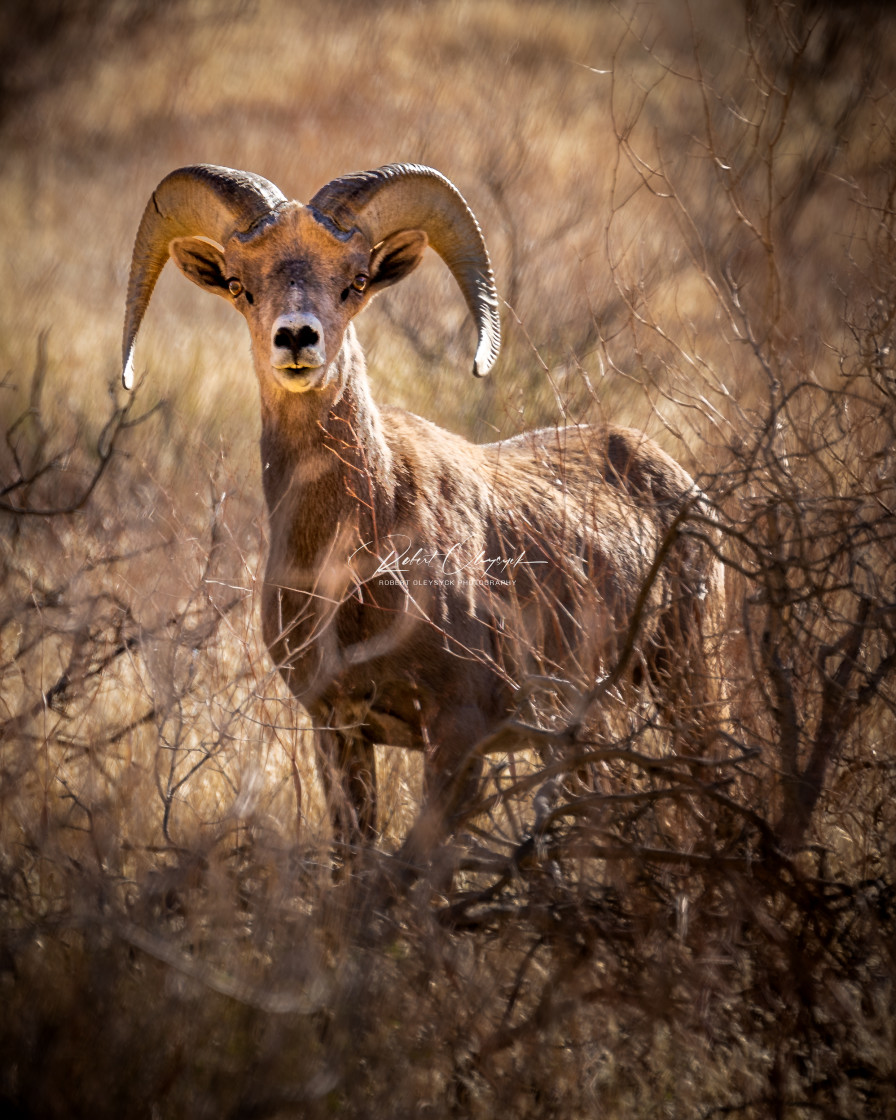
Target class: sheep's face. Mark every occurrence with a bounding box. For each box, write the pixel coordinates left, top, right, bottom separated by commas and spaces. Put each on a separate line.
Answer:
169, 202, 427, 394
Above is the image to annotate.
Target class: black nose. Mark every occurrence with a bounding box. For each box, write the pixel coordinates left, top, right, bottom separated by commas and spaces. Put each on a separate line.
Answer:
274, 324, 320, 352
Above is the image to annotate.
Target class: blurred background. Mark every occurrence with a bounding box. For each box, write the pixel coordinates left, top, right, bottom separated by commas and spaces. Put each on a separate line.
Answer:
2, 0, 885, 451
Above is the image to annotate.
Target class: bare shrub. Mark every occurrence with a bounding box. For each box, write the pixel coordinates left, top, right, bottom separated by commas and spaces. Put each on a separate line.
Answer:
2, 2, 896, 1118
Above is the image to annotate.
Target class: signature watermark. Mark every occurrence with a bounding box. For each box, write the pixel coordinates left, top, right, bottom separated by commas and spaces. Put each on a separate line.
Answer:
349, 535, 547, 588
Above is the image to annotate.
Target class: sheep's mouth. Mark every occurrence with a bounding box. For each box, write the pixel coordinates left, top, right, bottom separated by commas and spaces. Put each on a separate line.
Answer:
272, 354, 325, 372
274, 363, 326, 392
279, 362, 321, 374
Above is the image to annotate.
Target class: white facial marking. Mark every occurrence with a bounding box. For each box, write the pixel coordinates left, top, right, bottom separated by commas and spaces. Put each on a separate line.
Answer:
270, 311, 326, 371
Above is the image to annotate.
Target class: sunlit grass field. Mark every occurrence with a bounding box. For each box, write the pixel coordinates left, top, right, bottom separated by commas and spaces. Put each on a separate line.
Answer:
2, 1, 896, 1116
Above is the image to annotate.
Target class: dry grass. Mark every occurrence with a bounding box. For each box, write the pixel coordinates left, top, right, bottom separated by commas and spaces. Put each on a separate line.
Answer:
2, 0, 896, 1116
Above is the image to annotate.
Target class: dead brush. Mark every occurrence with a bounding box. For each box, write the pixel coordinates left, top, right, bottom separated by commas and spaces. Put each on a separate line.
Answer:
2, 2, 896, 1118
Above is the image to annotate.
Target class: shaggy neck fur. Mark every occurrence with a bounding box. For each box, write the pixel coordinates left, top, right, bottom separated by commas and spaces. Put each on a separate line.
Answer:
256, 325, 395, 574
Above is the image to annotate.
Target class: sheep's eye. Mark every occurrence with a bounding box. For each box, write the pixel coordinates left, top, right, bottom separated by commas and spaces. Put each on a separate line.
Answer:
227, 278, 243, 298
351, 274, 369, 293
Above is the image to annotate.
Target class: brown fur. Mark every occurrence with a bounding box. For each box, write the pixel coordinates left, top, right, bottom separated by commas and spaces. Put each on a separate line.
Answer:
166, 194, 725, 860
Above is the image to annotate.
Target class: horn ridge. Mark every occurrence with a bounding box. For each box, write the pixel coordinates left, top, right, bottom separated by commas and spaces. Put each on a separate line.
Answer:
122, 164, 286, 388
310, 164, 501, 377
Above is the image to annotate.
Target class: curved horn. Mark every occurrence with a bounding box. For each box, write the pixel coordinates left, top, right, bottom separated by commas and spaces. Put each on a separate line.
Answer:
122, 164, 287, 389
309, 164, 501, 377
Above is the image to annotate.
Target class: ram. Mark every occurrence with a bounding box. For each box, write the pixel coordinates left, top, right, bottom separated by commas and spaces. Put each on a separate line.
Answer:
122, 162, 724, 863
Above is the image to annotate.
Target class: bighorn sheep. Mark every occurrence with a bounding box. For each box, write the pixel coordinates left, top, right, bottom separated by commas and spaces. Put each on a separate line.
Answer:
122, 163, 724, 861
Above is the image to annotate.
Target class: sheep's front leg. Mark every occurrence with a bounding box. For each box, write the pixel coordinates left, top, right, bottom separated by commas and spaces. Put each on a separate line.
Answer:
399, 704, 487, 876
314, 716, 378, 857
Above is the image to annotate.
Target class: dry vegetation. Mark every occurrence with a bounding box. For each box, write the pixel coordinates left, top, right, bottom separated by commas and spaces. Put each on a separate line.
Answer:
2, 0, 896, 1116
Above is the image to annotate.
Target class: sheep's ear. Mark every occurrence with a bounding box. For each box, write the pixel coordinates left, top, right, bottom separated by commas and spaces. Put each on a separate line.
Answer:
368, 230, 428, 294
169, 236, 230, 297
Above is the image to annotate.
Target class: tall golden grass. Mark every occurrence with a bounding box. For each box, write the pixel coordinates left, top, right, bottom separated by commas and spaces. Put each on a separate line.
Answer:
2, 1, 896, 1116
